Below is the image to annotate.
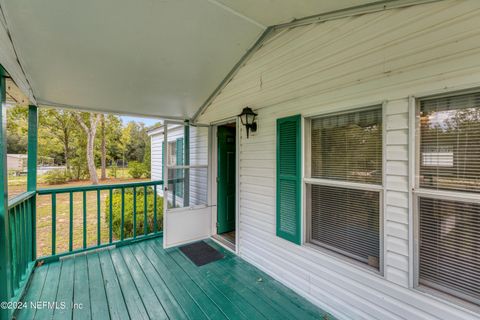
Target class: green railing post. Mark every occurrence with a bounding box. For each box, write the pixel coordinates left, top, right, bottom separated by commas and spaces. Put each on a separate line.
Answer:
133, 187, 137, 238
27, 105, 37, 260
0, 68, 12, 320
97, 190, 101, 246
51, 193, 56, 255
109, 189, 113, 243
120, 188, 125, 241
143, 185, 147, 235
83, 191, 87, 249
69, 192, 73, 252
153, 185, 157, 232
184, 121, 190, 207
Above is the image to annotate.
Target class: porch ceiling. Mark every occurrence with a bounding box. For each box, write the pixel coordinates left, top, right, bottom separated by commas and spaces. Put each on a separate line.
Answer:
0, 0, 377, 119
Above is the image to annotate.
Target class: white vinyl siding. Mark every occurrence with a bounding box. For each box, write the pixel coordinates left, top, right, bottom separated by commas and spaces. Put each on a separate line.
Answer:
189, 126, 209, 206
197, 1, 480, 319
150, 125, 183, 183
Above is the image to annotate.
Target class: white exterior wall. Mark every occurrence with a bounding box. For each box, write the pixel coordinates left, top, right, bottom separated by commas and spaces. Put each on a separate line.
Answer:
189, 126, 209, 205
150, 131, 163, 183
150, 125, 183, 183
197, 1, 480, 319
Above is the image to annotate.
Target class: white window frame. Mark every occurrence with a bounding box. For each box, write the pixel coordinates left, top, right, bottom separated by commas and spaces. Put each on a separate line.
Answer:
412, 91, 480, 308
303, 104, 385, 275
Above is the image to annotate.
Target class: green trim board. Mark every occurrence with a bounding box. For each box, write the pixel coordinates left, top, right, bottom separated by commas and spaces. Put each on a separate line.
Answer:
176, 138, 184, 198
15, 236, 333, 320
276, 115, 302, 245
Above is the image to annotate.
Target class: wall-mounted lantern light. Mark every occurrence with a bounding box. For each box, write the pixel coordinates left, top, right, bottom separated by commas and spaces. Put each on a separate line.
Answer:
239, 107, 257, 138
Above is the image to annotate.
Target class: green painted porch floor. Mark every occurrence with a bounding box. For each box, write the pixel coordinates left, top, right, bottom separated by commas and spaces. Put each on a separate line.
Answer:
16, 237, 332, 320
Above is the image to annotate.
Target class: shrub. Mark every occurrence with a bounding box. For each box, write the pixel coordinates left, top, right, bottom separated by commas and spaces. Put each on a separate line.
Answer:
43, 170, 68, 185
109, 163, 118, 178
69, 158, 89, 180
128, 161, 148, 179
105, 187, 163, 239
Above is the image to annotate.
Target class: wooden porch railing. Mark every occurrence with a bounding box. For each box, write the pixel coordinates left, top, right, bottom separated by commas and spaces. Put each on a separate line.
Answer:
1, 180, 164, 319
36, 180, 164, 263
6, 192, 36, 305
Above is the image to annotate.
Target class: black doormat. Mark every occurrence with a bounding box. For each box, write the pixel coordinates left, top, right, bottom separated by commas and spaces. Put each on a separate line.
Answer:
179, 241, 224, 266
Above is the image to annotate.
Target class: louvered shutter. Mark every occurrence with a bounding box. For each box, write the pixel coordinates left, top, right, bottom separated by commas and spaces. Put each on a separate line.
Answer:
176, 138, 184, 198
276, 115, 302, 244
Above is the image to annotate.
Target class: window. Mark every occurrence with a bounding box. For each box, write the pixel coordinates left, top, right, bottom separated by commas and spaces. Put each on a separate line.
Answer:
307, 107, 383, 269
419, 93, 480, 192
416, 92, 480, 305
311, 108, 382, 184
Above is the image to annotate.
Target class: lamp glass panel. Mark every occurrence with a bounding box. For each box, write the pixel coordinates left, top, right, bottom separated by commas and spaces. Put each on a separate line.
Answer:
240, 113, 247, 125
246, 113, 255, 125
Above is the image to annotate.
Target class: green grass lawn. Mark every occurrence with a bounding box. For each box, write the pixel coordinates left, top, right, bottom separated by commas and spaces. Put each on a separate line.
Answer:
8, 172, 150, 258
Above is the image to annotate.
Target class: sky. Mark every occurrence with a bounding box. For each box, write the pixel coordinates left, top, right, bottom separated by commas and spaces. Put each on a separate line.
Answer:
120, 115, 160, 127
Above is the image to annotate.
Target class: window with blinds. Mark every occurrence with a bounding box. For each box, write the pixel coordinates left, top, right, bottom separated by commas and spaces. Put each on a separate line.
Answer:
307, 107, 382, 269
311, 107, 382, 184
419, 197, 480, 304
310, 185, 380, 268
417, 92, 480, 305
419, 93, 480, 192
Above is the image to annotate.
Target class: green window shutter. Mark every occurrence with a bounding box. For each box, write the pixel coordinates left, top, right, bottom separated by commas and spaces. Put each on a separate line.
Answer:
276, 114, 302, 245
176, 138, 184, 198
162, 142, 165, 181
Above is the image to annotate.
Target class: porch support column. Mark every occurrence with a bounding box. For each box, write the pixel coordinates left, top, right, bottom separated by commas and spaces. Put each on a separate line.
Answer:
184, 120, 190, 207
0, 67, 12, 320
27, 105, 38, 259
27, 105, 38, 192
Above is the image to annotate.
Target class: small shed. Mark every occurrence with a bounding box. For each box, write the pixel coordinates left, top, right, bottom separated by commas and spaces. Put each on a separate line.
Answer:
7, 154, 27, 173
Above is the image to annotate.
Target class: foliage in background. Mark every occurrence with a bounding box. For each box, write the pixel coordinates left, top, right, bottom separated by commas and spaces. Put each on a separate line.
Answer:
128, 161, 149, 179
43, 170, 69, 185
7, 105, 155, 183
6, 106, 28, 154
105, 187, 163, 238
109, 162, 118, 178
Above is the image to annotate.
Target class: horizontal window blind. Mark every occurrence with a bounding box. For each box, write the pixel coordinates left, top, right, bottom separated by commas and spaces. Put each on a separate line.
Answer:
420, 93, 480, 192
310, 185, 380, 269
419, 197, 480, 304
311, 107, 382, 185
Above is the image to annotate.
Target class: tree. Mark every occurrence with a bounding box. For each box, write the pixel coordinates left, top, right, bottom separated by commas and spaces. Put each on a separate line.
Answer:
122, 122, 149, 162
73, 112, 101, 185
39, 109, 75, 169
104, 115, 123, 165
6, 105, 28, 154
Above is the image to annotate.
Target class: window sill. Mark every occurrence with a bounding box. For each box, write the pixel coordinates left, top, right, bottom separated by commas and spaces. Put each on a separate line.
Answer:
303, 242, 383, 278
